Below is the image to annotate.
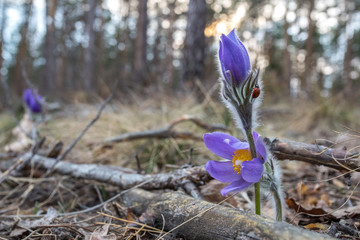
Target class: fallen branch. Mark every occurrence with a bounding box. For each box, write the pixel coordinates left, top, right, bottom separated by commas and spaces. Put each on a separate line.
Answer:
106, 126, 360, 171
0, 153, 210, 191
267, 137, 360, 172
120, 189, 333, 240
103, 115, 230, 143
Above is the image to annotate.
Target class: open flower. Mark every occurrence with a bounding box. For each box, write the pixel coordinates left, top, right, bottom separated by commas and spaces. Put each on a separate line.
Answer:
23, 88, 43, 114
204, 131, 266, 196
219, 29, 251, 87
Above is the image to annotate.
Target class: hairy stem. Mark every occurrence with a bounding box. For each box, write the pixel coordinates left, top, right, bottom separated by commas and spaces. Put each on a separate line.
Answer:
245, 129, 261, 215
272, 188, 283, 221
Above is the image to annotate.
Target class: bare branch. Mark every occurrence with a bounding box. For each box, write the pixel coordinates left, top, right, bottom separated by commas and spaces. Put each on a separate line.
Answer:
103, 115, 229, 143
7, 153, 210, 190
105, 122, 360, 172
267, 137, 360, 172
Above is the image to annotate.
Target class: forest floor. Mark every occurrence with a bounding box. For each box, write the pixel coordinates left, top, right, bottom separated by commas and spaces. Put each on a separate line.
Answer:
0, 92, 360, 239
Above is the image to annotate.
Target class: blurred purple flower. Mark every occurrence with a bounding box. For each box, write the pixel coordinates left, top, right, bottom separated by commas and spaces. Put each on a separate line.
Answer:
204, 131, 266, 196
23, 88, 43, 114
219, 29, 251, 86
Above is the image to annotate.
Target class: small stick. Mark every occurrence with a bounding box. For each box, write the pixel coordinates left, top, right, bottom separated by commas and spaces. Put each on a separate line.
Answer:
135, 155, 142, 174
46, 79, 120, 175
0, 158, 23, 184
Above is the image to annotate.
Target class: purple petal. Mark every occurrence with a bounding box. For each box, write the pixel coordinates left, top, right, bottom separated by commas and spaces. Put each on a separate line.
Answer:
205, 160, 242, 183
241, 158, 264, 183
203, 132, 244, 160
227, 29, 250, 62
253, 131, 259, 142
233, 140, 249, 150
255, 137, 267, 163
220, 178, 252, 196
219, 30, 251, 85
23, 88, 43, 113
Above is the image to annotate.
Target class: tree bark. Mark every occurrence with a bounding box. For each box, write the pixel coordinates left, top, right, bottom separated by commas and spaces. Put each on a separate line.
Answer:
181, 0, 206, 90
43, 0, 58, 92
120, 189, 333, 240
82, 0, 97, 92
133, 0, 148, 85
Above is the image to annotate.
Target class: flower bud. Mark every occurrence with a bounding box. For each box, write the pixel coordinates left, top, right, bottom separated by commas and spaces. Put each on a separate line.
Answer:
219, 29, 251, 86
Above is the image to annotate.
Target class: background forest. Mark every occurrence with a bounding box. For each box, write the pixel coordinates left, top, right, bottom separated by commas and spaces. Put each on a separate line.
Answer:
1, 0, 360, 104
1, 0, 360, 239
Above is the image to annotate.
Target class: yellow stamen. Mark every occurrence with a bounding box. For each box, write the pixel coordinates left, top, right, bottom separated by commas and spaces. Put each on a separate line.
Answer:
232, 149, 252, 174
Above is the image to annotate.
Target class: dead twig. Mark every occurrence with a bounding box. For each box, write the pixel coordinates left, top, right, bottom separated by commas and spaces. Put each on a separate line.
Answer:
103, 115, 230, 144
57, 80, 119, 161
0, 157, 23, 184
45, 79, 120, 176
1, 179, 153, 219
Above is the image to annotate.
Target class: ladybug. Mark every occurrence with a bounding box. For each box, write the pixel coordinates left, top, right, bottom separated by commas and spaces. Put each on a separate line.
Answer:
252, 85, 260, 98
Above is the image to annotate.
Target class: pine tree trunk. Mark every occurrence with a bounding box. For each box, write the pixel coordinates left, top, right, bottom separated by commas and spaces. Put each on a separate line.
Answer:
304, 0, 315, 96
43, 0, 58, 92
133, 0, 148, 85
83, 0, 97, 92
282, 1, 292, 97
13, 1, 32, 95
181, 0, 206, 91
0, 1, 6, 108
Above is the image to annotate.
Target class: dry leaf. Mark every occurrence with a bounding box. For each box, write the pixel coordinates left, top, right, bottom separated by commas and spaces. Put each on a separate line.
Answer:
304, 223, 329, 230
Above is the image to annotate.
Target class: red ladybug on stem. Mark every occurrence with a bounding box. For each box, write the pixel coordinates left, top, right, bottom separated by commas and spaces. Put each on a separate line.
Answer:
252, 85, 260, 98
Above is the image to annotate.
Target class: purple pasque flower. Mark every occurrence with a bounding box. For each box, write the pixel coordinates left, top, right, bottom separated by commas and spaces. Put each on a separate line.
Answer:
23, 88, 43, 114
204, 131, 266, 196
219, 29, 251, 87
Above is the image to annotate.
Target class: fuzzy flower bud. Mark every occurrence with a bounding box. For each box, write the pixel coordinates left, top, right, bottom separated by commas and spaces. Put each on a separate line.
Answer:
219, 29, 251, 87
23, 88, 43, 114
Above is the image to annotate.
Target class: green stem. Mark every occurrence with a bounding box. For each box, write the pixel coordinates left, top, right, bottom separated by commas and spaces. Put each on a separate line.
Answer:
255, 182, 261, 215
245, 129, 261, 216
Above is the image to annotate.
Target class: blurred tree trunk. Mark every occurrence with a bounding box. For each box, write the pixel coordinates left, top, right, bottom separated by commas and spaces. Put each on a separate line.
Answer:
57, 0, 66, 91
304, 0, 314, 96
282, 1, 291, 96
83, 0, 97, 92
13, 1, 32, 95
61, 2, 76, 91
181, 0, 206, 91
133, 0, 148, 86
163, 1, 175, 88
343, 2, 355, 99
343, 35, 353, 98
0, 1, 6, 108
44, 0, 58, 92
97, 0, 106, 96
